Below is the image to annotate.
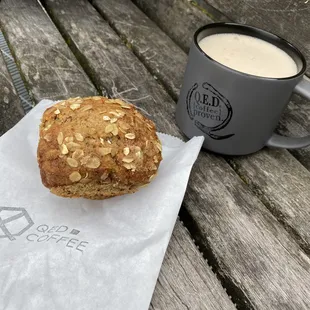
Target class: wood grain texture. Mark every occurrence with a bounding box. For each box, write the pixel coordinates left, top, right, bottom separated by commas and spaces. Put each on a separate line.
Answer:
0, 1, 235, 309
184, 153, 310, 309
41, 0, 310, 308
91, 0, 186, 101
230, 148, 310, 254
132, 0, 218, 52
0, 50, 24, 136
203, 0, 310, 76
277, 94, 310, 170
98, 0, 310, 253
0, 0, 97, 103
42, 0, 181, 135
150, 221, 236, 310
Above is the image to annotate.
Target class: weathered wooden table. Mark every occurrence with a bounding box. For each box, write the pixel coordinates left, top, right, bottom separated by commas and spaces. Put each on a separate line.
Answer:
1, 0, 310, 309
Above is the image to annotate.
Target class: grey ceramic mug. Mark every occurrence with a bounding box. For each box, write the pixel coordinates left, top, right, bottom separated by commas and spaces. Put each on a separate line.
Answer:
176, 23, 310, 155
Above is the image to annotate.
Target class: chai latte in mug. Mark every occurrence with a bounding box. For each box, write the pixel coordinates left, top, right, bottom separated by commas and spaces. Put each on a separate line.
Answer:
198, 33, 298, 78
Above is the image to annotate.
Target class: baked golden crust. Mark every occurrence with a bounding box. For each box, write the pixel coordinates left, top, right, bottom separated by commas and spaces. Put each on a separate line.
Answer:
37, 96, 162, 199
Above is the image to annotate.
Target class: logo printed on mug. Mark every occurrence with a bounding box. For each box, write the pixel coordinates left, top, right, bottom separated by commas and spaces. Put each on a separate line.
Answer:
186, 82, 234, 140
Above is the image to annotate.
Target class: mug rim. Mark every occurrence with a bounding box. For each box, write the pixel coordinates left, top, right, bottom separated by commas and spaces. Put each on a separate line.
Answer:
193, 23, 307, 81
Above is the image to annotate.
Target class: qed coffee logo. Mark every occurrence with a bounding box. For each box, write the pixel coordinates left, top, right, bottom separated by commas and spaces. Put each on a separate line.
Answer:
0, 206, 89, 253
186, 82, 234, 139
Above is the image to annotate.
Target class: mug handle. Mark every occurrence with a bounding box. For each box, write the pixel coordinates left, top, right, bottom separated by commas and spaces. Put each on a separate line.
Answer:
266, 75, 310, 149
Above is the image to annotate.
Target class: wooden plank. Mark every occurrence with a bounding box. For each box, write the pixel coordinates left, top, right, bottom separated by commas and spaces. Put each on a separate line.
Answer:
0, 2, 235, 309
275, 94, 310, 170
93, 0, 310, 253
150, 221, 236, 310
41, 0, 181, 135
202, 0, 310, 76
40, 0, 310, 308
0, 0, 97, 103
91, 0, 186, 101
132, 0, 219, 52
183, 154, 310, 309
230, 149, 310, 253
0, 50, 24, 136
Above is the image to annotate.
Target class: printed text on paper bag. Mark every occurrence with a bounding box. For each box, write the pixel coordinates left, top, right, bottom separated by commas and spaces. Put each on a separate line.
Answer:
26, 224, 89, 253
0, 206, 89, 253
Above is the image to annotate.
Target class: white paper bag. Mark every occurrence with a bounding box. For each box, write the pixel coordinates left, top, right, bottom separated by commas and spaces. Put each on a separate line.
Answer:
0, 100, 203, 310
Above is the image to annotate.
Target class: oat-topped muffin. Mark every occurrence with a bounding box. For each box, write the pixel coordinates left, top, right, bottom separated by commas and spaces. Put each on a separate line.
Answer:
37, 96, 162, 199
